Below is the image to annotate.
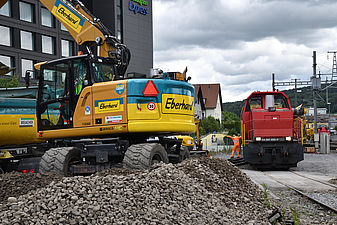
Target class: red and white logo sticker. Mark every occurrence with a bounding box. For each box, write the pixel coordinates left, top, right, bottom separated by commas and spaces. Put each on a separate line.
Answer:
147, 102, 156, 111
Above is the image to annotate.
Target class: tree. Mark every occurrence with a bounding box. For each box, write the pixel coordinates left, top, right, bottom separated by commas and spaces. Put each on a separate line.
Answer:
222, 111, 241, 135
0, 73, 21, 88
200, 116, 221, 135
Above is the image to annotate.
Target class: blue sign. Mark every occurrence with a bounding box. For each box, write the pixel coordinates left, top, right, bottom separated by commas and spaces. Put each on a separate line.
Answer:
116, 83, 125, 95
129, 1, 148, 16
85, 106, 91, 115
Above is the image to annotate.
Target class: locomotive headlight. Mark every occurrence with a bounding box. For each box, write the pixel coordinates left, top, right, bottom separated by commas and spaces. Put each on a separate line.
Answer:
286, 136, 292, 141
255, 137, 262, 141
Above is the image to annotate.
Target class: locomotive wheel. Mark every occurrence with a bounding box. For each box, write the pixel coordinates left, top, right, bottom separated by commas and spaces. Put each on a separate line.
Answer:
39, 147, 80, 176
123, 143, 169, 169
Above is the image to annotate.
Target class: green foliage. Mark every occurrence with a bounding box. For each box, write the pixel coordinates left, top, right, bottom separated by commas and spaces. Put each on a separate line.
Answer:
222, 111, 241, 135
334, 125, 337, 131
0, 74, 21, 88
222, 84, 337, 115
261, 183, 271, 208
200, 116, 221, 135
222, 101, 244, 117
290, 206, 300, 225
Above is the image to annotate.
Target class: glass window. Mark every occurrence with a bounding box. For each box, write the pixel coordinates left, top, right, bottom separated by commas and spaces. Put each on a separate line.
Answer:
39, 62, 71, 130
42, 35, 54, 54
92, 61, 115, 83
41, 8, 54, 27
21, 59, 33, 78
246, 97, 262, 112
275, 95, 289, 109
19, 1, 34, 22
0, 55, 14, 76
0, 0, 11, 17
116, 0, 123, 41
61, 39, 73, 57
60, 23, 67, 31
20, 30, 34, 50
73, 59, 88, 96
0, 26, 11, 46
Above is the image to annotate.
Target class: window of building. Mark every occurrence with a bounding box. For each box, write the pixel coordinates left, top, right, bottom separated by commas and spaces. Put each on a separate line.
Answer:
60, 23, 67, 31
20, 30, 34, 50
41, 7, 54, 27
61, 39, 73, 57
116, 0, 123, 41
0, 0, 11, 17
0, 26, 11, 46
0, 55, 14, 76
42, 35, 54, 54
21, 59, 33, 78
19, 1, 34, 23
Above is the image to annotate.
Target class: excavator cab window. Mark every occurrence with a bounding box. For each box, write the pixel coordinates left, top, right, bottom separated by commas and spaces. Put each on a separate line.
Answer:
38, 60, 73, 131
73, 59, 89, 96
91, 58, 117, 83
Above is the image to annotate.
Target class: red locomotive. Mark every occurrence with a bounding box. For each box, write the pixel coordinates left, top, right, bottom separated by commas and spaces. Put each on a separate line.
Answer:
241, 91, 304, 169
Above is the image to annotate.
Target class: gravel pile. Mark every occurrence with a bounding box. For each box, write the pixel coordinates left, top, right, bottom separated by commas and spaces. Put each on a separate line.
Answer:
0, 158, 272, 225
0, 172, 61, 202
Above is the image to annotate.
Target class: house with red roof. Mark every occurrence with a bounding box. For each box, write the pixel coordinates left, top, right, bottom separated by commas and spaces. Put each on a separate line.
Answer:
193, 84, 223, 123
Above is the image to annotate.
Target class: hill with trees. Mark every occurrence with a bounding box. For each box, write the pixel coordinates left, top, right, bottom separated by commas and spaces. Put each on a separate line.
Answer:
223, 85, 337, 117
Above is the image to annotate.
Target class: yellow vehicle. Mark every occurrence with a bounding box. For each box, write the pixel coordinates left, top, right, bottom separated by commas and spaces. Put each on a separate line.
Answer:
174, 116, 208, 158
0, 0, 199, 175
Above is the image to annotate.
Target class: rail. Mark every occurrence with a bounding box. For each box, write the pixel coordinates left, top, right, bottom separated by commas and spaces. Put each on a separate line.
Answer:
286, 185, 337, 213
266, 171, 337, 213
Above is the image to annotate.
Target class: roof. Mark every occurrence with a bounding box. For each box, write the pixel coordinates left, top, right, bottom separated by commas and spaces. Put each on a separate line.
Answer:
193, 84, 223, 110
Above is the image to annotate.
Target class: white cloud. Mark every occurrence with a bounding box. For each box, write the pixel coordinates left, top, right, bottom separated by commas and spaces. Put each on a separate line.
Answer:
153, 0, 337, 102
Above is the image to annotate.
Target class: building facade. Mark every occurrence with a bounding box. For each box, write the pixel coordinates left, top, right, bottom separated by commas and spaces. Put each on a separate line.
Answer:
0, 0, 153, 84
193, 83, 223, 123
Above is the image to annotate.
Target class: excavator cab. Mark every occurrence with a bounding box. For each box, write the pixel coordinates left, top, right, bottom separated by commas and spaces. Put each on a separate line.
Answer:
36, 55, 117, 131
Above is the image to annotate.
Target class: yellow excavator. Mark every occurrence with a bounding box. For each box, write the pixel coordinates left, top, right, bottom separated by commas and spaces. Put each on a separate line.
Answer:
0, 0, 203, 175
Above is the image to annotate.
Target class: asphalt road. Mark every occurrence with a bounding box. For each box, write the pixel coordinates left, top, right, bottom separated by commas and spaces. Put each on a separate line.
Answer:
216, 151, 337, 191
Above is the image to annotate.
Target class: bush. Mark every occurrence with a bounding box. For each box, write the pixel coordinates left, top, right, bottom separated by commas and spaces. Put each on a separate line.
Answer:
0, 74, 21, 88
222, 111, 241, 135
200, 116, 221, 135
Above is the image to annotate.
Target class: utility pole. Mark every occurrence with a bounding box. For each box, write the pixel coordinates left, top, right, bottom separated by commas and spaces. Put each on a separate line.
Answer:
328, 51, 337, 81
292, 78, 298, 106
311, 51, 321, 151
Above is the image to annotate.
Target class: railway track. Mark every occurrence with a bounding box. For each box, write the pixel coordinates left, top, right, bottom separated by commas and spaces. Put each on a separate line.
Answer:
265, 170, 337, 213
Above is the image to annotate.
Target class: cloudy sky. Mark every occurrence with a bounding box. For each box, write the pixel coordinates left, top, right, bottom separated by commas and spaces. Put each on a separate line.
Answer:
152, 0, 337, 102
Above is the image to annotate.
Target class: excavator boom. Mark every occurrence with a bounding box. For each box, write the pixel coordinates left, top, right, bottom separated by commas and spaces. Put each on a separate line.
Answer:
0, 0, 130, 76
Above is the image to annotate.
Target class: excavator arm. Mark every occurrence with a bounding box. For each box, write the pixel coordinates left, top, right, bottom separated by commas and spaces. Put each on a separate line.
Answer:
0, 0, 130, 76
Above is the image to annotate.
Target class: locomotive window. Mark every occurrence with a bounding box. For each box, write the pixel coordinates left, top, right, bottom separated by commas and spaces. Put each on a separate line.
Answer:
246, 97, 262, 112
274, 95, 289, 109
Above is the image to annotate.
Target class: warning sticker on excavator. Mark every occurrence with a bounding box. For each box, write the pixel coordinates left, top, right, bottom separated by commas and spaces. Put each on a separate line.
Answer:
52, 0, 85, 33
95, 98, 124, 114
105, 115, 122, 124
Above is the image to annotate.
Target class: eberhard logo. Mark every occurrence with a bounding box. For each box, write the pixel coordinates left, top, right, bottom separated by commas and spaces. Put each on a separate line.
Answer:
99, 101, 119, 110
52, 0, 85, 33
162, 94, 194, 115
95, 98, 124, 114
